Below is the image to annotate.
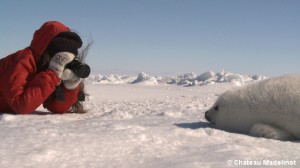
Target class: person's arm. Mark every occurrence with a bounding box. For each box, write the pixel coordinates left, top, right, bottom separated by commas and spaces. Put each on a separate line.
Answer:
43, 84, 80, 114
43, 52, 81, 114
0, 51, 78, 114
0, 59, 60, 114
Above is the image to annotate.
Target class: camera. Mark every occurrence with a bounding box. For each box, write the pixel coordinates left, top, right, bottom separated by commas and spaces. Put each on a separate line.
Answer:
65, 59, 90, 78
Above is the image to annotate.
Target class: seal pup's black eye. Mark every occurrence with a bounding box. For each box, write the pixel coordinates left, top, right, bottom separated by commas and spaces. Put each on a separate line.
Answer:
214, 105, 219, 111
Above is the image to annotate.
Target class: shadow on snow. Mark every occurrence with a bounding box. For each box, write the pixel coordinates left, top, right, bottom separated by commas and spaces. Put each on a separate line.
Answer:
174, 121, 214, 130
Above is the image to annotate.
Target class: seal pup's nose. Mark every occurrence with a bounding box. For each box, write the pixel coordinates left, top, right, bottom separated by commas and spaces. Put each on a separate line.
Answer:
205, 111, 211, 122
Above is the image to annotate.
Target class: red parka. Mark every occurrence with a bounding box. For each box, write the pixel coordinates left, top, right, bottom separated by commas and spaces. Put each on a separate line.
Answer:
0, 21, 80, 114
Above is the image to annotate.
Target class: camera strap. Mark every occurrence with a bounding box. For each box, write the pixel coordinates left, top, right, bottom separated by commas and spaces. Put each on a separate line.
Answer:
54, 85, 85, 102
77, 90, 85, 101
54, 85, 65, 101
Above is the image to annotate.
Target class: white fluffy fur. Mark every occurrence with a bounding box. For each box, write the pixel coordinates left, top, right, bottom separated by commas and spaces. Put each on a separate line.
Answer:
205, 74, 300, 141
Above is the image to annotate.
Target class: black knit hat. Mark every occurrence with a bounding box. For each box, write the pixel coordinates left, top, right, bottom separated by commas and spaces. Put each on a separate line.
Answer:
47, 32, 83, 57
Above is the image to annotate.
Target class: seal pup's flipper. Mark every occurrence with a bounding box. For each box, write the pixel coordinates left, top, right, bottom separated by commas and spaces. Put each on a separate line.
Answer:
249, 123, 295, 141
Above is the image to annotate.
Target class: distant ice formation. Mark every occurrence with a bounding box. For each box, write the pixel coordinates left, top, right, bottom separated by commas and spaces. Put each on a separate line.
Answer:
85, 71, 267, 86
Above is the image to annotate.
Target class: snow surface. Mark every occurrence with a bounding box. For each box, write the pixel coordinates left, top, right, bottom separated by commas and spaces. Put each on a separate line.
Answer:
0, 71, 299, 168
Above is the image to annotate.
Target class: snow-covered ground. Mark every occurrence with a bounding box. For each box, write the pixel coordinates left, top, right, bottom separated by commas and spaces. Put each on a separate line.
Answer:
0, 72, 299, 168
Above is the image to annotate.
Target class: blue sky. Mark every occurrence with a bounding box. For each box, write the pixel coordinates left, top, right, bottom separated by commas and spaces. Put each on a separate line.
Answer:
1, 0, 299, 76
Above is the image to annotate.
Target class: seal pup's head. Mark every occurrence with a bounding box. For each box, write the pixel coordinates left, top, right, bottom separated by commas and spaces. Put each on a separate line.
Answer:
205, 89, 255, 134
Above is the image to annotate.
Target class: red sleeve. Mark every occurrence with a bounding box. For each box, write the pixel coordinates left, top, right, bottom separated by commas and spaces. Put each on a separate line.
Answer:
0, 60, 60, 114
43, 85, 80, 114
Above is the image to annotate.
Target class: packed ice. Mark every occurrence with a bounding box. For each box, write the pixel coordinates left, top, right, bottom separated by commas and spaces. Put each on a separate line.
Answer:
86, 71, 267, 86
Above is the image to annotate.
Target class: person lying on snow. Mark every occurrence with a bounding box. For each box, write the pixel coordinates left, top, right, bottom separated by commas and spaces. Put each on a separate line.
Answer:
0, 21, 89, 114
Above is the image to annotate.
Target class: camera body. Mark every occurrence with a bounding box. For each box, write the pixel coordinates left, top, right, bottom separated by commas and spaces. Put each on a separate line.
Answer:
65, 59, 90, 78
55, 59, 90, 102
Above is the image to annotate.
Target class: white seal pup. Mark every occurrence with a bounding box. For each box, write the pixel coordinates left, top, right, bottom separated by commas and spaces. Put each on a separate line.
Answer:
205, 74, 300, 141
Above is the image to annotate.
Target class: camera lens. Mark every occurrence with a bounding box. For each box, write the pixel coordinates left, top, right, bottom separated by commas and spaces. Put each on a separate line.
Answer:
75, 64, 90, 78
66, 60, 91, 78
